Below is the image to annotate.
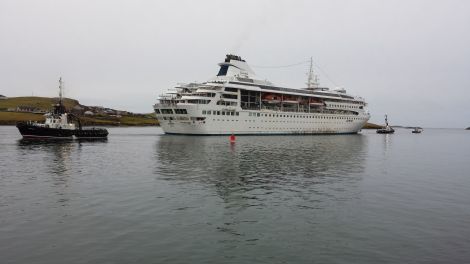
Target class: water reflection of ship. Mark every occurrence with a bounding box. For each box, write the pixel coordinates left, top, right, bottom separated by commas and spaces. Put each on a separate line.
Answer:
382, 132, 393, 152
18, 139, 76, 176
155, 135, 367, 202
17, 139, 77, 206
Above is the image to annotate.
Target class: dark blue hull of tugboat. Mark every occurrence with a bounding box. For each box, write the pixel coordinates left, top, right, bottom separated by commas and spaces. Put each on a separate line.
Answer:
376, 129, 395, 134
75, 128, 108, 138
16, 122, 75, 139
16, 122, 108, 139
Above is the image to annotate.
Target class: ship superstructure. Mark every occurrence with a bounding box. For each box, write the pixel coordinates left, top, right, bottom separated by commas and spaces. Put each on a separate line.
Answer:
153, 54, 370, 135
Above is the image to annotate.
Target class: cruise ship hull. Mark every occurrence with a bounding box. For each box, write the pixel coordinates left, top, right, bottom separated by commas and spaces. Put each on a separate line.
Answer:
157, 108, 368, 135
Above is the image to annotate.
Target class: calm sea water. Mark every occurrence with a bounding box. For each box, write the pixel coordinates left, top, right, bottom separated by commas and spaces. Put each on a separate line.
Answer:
1, 126, 469, 264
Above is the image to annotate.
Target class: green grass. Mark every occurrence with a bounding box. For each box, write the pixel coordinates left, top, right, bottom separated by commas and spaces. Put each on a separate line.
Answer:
0, 96, 159, 126
0, 112, 158, 126
78, 115, 158, 126
0, 111, 158, 126
0, 112, 45, 125
119, 115, 158, 126
0, 96, 79, 111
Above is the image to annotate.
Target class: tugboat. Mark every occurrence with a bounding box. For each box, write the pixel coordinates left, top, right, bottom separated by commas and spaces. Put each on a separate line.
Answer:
412, 127, 422, 134
16, 78, 108, 139
376, 114, 395, 134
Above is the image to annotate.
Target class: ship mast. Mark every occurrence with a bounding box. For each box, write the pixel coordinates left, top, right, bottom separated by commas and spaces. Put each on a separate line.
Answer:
306, 57, 319, 89
59, 77, 64, 105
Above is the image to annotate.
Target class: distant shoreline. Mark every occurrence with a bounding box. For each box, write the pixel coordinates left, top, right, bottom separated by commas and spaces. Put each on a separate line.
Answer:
0, 96, 158, 127
0, 112, 159, 127
362, 123, 382, 129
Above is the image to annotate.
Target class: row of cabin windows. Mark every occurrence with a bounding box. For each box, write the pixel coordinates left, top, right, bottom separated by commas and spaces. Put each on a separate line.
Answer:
248, 112, 366, 120
245, 127, 356, 131
174, 109, 187, 114
202, 110, 239, 116
157, 108, 366, 121
195, 93, 215, 97
187, 99, 210, 104
221, 94, 238, 99
161, 116, 205, 121
224, 87, 238, 93
329, 103, 363, 109
216, 101, 237, 106
155, 109, 187, 115
245, 120, 355, 124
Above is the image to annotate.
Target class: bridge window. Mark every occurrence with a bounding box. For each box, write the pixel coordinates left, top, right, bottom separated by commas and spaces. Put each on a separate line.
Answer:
224, 87, 238, 93
174, 109, 187, 114
221, 94, 238, 99
217, 65, 229, 76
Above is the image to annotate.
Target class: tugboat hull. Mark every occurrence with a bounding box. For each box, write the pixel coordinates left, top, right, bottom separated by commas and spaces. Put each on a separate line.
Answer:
16, 122, 75, 138
17, 122, 108, 139
376, 129, 395, 134
75, 128, 108, 138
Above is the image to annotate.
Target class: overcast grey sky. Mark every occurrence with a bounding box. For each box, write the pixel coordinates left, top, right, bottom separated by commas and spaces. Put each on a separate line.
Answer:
1, 0, 469, 127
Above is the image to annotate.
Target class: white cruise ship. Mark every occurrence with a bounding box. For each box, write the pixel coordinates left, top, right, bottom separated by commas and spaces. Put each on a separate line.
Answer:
153, 54, 370, 135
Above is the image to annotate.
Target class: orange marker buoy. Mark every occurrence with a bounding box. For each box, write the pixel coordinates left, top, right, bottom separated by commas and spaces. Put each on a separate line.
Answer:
229, 134, 236, 143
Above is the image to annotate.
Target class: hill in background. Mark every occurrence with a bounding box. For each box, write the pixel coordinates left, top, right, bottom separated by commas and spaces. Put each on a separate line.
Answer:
0, 96, 157, 126
0, 96, 79, 110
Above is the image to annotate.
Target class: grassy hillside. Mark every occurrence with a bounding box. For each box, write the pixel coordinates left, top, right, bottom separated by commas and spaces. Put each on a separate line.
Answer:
79, 115, 158, 126
0, 96, 79, 111
0, 112, 45, 125
0, 96, 158, 126
0, 111, 158, 126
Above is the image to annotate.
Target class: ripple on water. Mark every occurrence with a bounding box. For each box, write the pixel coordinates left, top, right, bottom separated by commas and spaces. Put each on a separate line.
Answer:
1, 127, 470, 263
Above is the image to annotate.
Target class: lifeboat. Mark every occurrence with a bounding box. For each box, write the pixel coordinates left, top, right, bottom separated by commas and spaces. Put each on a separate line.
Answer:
281, 95, 299, 104
309, 98, 324, 106
261, 93, 282, 104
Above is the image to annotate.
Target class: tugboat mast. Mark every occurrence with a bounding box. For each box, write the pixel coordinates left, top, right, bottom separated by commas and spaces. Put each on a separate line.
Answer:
59, 77, 64, 105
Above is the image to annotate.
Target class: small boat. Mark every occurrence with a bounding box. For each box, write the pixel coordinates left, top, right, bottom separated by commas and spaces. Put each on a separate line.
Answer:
376, 114, 395, 134
412, 127, 422, 134
16, 78, 108, 139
